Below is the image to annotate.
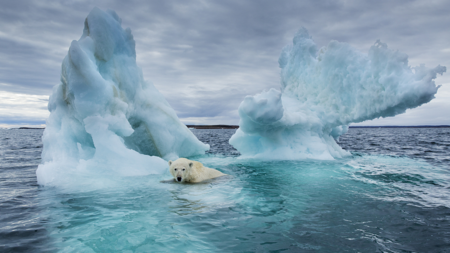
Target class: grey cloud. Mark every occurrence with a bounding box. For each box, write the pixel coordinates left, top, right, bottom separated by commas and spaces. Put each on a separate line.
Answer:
0, 0, 449, 125
168, 87, 247, 118
0, 119, 45, 125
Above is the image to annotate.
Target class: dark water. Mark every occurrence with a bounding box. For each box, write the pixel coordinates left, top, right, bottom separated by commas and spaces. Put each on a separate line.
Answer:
338, 128, 450, 167
0, 129, 52, 252
1, 128, 450, 252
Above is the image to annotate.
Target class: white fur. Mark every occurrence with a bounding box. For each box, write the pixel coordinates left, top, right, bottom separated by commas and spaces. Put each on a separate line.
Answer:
169, 158, 226, 183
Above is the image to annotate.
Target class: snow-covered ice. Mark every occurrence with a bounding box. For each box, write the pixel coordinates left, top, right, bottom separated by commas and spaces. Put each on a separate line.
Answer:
36, 8, 208, 188
230, 28, 446, 160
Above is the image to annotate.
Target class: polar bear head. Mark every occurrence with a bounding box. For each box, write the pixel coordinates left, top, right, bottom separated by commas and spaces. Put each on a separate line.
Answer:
168, 158, 193, 182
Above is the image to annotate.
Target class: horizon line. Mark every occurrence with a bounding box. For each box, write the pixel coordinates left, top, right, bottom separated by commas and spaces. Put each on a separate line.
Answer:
4, 125, 450, 130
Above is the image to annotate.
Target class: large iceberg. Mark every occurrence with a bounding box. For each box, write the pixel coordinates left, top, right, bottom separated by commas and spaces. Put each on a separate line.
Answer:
230, 28, 446, 160
37, 8, 209, 187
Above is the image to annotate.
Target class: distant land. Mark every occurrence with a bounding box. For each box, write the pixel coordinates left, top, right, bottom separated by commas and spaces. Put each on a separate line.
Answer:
348, 125, 450, 128
186, 125, 450, 129
7, 125, 450, 130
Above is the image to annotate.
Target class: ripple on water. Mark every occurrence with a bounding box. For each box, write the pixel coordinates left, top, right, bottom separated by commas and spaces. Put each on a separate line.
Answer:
1, 128, 450, 252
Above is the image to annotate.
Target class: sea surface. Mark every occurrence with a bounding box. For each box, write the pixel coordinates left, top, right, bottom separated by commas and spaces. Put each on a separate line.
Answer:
1, 128, 450, 252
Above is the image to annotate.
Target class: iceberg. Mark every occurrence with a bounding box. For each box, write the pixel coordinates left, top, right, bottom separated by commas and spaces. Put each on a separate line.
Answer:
36, 8, 209, 187
230, 28, 446, 160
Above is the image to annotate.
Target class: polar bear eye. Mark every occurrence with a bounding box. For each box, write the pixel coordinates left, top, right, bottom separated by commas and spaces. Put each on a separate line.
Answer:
174, 168, 177, 171
182, 168, 185, 171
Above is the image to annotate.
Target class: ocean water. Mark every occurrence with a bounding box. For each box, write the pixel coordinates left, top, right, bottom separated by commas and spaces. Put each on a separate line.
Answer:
1, 128, 450, 252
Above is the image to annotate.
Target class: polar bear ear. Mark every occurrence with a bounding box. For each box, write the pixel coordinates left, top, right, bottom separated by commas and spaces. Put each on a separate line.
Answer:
168, 161, 172, 166
189, 162, 193, 167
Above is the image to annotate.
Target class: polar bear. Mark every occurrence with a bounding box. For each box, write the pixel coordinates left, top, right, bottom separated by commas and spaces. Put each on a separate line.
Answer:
168, 158, 226, 183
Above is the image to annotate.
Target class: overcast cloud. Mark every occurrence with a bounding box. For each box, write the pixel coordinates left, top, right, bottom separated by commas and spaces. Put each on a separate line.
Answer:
0, 0, 449, 127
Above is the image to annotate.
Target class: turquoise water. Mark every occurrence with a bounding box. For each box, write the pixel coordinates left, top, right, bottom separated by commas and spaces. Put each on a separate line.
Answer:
1, 128, 450, 252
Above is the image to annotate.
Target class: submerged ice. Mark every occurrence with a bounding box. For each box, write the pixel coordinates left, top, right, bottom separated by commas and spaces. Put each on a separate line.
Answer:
37, 8, 208, 187
230, 28, 446, 160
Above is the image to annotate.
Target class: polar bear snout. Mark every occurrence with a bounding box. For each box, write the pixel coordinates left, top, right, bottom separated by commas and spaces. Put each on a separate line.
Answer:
175, 170, 185, 182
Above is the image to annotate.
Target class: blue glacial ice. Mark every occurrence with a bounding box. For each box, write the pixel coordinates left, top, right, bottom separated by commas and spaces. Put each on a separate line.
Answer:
230, 28, 446, 160
36, 8, 208, 187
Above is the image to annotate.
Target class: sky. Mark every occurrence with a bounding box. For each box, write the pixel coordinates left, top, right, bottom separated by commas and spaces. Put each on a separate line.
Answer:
0, 0, 449, 128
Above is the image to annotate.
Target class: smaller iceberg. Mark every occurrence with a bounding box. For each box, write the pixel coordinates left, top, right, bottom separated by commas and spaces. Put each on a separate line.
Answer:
37, 8, 208, 187
230, 28, 446, 160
